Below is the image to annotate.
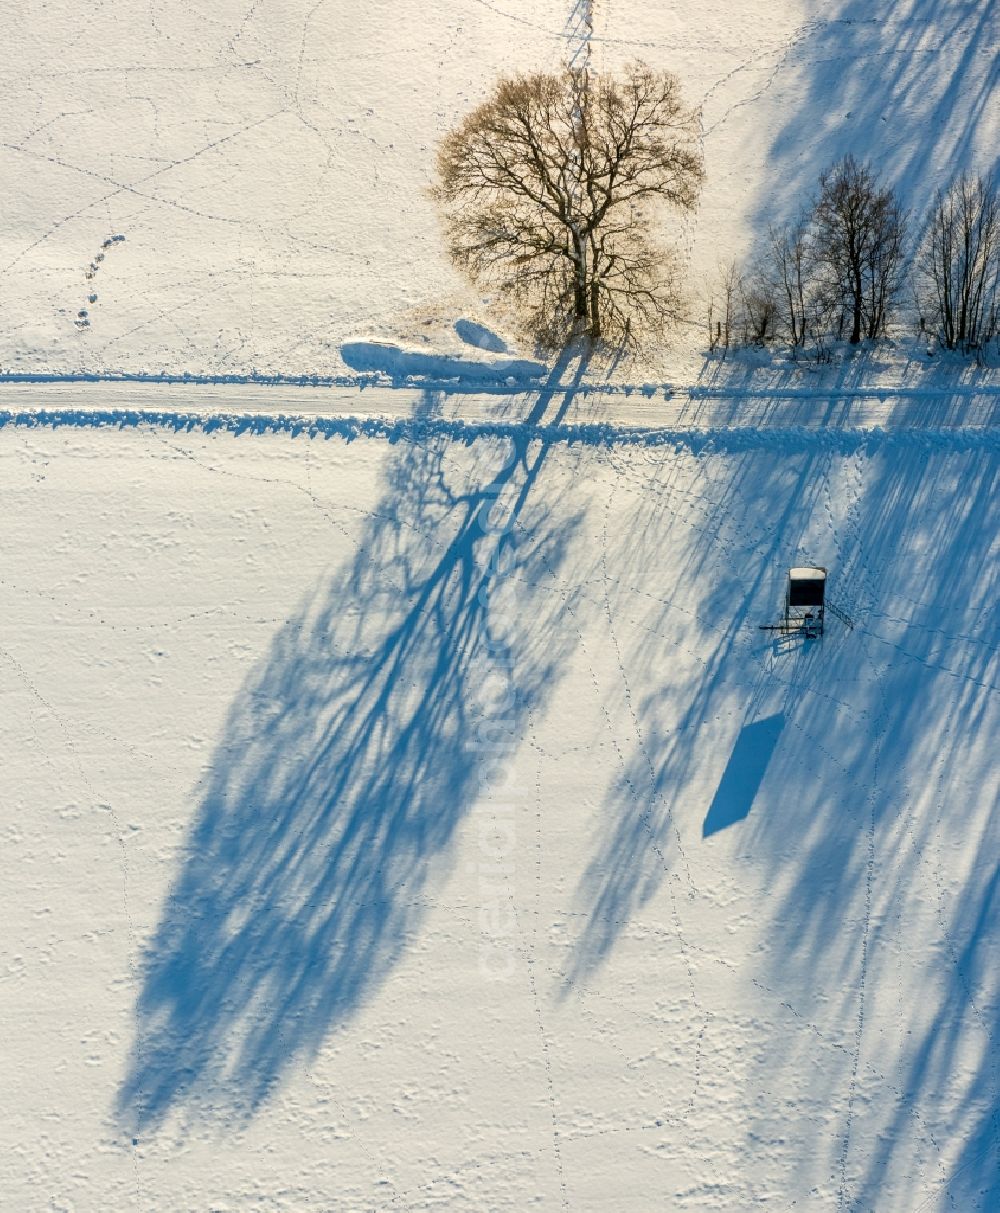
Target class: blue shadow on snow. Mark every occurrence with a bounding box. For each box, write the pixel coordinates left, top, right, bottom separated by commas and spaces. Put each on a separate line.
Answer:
115, 349, 589, 1135
702, 713, 785, 838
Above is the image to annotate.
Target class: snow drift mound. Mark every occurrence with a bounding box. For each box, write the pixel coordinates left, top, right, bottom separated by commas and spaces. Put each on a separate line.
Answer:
339, 340, 546, 384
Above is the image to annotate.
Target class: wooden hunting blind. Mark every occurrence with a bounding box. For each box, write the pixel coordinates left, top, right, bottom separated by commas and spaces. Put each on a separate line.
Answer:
787, 566, 826, 636
761, 566, 828, 638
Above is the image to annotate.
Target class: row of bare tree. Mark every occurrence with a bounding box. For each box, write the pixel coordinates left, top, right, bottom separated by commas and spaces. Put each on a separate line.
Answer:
711, 157, 1000, 356
433, 62, 998, 358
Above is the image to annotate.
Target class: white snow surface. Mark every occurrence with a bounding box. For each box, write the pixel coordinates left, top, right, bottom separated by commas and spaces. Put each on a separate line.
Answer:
3, 1, 1000, 1210
1, 0, 996, 380
2, 364, 999, 1209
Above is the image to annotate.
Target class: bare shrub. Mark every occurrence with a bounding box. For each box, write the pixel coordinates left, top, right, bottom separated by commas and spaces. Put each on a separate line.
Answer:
766, 217, 811, 347
918, 173, 1000, 352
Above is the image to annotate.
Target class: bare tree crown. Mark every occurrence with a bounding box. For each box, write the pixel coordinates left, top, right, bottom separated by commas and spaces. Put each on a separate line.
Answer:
812, 155, 907, 344
718, 154, 914, 354
435, 64, 704, 351
918, 173, 1000, 351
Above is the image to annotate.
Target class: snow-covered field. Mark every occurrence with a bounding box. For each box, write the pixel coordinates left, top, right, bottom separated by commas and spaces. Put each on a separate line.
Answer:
1, 0, 996, 379
2, 366, 998, 1209
3, 2, 1000, 1211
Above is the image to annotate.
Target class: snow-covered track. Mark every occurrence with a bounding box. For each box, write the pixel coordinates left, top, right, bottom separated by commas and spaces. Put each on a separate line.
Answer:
3, 405, 1000, 453
1, 378, 999, 432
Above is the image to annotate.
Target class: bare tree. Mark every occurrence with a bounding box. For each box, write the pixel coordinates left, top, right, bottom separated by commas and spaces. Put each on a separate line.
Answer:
812, 155, 908, 343
766, 217, 810, 347
918, 173, 1000, 351
435, 63, 704, 350
738, 269, 778, 345
706, 294, 720, 352
705, 260, 740, 356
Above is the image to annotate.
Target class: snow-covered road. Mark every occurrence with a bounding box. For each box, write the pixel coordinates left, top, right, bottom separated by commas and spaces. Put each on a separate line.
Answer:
1, 375, 999, 433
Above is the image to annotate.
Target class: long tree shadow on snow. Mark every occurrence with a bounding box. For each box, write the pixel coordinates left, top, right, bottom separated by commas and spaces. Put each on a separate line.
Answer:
743, 447, 1000, 1211
116, 350, 588, 1135
564, 424, 1000, 1207
752, 0, 997, 231
561, 436, 836, 987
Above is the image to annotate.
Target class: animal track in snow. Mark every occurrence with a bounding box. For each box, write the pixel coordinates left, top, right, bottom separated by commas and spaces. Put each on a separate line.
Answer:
74, 233, 126, 330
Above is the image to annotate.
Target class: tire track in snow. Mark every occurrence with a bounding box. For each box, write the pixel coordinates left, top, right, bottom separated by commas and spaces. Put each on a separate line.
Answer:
590, 451, 716, 1119
834, 632, 890, 1209
497, 390, 596, 1211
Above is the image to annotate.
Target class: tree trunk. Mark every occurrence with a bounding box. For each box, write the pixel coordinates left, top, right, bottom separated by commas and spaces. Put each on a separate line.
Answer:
572, 233, 588, 322
589, 280, 601, 340
850, 271, 863, 344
